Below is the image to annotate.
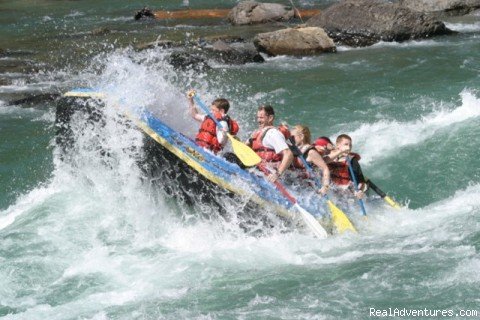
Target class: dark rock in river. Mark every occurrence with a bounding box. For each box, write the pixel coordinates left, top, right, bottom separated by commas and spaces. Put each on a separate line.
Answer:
9, 93, 61, 107
168, 51, 211, 71
206, 40, 265, 64
228, 1, 295, 25
306, 0, 453, 47
134, 7, 155, 20
135, 40, 179, 51
254, 27, 336, 56
399, 0, 480, 17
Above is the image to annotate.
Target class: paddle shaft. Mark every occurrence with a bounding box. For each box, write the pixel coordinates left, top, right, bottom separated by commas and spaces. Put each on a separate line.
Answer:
257, 164, 296, 204
366, 179, 386, 198
366, 178, 401, 209
347, 157, 367, 216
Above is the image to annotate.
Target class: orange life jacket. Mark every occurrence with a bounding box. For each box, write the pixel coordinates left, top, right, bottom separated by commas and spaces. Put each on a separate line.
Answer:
328, 153, 361, 186
195, 113, 239, 153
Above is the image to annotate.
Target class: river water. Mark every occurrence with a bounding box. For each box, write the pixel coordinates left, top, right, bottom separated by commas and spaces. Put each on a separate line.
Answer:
1, 1, 480, 319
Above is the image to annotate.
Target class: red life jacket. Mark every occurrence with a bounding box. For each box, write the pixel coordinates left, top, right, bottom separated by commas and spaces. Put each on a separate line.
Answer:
195, 113, 239, 153
278, 123, 291, 141
250, 127, 282, 162
328, 153, 361, 186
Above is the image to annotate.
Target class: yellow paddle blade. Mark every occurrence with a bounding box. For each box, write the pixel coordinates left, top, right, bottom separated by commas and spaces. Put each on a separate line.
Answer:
327, 200, 357, 233
384, 196, 401, 209
227, 133, 261, 167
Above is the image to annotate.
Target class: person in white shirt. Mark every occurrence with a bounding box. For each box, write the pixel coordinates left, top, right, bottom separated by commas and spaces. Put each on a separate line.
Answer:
247, 105, 293, 182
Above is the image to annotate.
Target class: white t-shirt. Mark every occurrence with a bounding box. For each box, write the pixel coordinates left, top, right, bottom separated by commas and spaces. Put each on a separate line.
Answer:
201, 115, 228, 146
262, 128, 289, 154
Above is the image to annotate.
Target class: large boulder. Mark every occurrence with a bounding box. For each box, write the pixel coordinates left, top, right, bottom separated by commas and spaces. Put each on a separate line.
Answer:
228, 1, 295, 25
254, 27, 336, 56
399, 0, 480, 17
306, 0, 452, 47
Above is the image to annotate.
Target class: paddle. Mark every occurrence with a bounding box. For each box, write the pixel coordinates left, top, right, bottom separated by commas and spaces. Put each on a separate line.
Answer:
258, 164, 328, 239
289, 143, 356, 233
189, 92, 261, 167
347, 156, 367, 216
366, 178, 401, 209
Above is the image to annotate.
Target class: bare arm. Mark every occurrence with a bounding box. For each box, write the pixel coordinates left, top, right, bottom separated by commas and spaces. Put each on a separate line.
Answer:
307, 149, 331, 195
323, 148, 345, 163
268, 148, 293, 183
187, 93, 205, 122
278, 148, 294, 176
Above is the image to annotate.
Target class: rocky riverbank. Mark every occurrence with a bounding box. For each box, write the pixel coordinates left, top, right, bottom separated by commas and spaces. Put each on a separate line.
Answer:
133, 0, 479, 70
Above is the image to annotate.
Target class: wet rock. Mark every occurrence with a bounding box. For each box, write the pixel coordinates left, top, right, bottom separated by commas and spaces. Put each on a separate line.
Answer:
135, 40, 178, 51
228, 1, 295, 25
306, 0, 453, 47
399, 0, 480, 17
134, 7, 155, 20
168, 51, 211, 71
254, 27, 335, 56
206, 40, 264, 64
91, 27, 111, 36
9, 93, 61, 107
202, 35, 245, 43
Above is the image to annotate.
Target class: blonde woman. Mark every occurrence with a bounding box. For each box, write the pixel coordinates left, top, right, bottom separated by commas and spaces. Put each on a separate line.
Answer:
290, 125, 331, 195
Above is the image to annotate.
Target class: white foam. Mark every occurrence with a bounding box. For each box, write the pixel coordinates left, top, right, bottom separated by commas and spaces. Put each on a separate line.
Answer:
0, 184, 56, 230
65, 10, 84, 18
348, 89, 480, 164
337, 39, 443, 52
445, 21, 480, 32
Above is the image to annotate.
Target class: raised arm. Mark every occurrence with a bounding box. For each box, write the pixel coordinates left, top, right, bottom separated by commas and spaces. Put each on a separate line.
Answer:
187, 90, 205, 122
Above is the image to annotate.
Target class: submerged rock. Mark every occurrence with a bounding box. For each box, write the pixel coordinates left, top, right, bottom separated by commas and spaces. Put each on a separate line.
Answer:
399, 0, 480, 17
254, 27, 336, 56
91, 27, 110, 36
306, 0, 453, 47
228, 1, 295, 25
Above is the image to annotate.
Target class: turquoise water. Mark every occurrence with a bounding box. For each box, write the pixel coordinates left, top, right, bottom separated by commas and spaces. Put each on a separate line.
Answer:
1, 1, 480, 319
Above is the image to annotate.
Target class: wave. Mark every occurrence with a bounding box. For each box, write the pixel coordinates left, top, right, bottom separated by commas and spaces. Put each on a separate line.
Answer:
345, 89, 480, 164
445, 21, 480, 32
337, 39, 444, 52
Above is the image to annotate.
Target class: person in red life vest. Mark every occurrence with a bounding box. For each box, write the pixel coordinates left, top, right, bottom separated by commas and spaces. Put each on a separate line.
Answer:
246, 105, 293, 183
187, 91, 239, 154
290, 125, 331, 195
313, 136, 334, 157
327, 134, 368, 199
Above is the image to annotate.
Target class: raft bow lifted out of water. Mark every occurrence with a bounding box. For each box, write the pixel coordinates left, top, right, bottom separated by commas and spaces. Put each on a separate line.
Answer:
59, 88, 333, 238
